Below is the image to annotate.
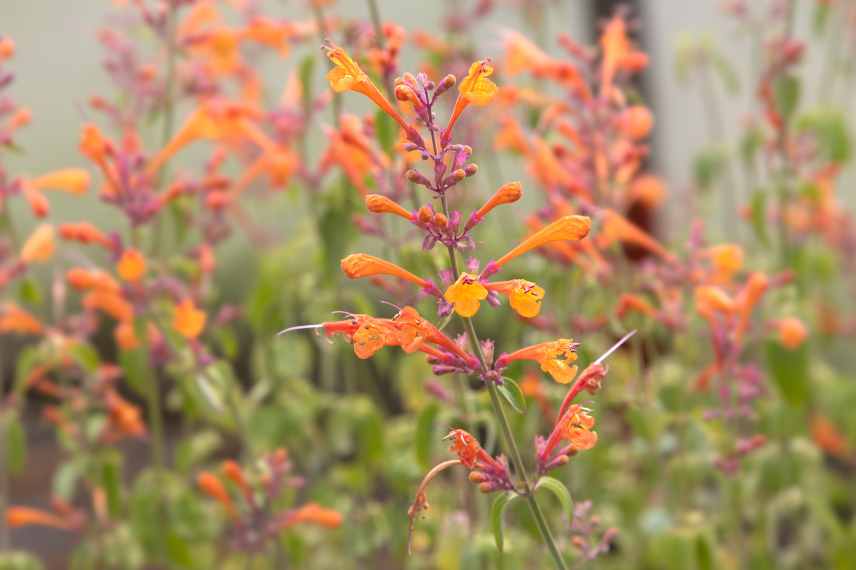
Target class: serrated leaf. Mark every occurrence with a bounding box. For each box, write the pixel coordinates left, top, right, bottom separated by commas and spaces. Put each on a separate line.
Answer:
535, 476, 573, 521
497, 377, 526, 414
766, 340, 809, 407
415, 403, 439, 470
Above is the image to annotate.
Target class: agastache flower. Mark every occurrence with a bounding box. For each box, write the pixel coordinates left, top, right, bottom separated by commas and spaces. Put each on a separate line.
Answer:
322, 42, 415, 137
443, 272, 487, 317
486, 279, 545, 318
341, 253, 438, 294
445, 429, 513, 492
465, 181, 523, 231
364, 194, 413, 220
442, 59, 498, 145
485, 215, 591, 274
497, 339, 580, 384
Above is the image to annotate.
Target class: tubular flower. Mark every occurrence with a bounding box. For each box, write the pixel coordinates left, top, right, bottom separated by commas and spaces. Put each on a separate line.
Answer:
27, 168, 90, 195
466, 181, 522, 229
20, 224, 55, 264
498, 339, 579, 384
560, 404, 598, 451
734, 272, 769, 340
58, 222, 110, 247
364, 194, 413, 220
340, 253, 433, 290
5, 507, 73, 530
491, 215, 591, 270
443, 59, 498, 144
352, 317, 396, 359
487, 279, 545, 318
777, 317, 807, 349
286, 503, 343, 529
695, 286, 736, 318
67, 268, 120, 294
598, 209, 675, 262
84, 291, 134, 322
173, 298, 207, 339
0, 303, 43, 335
322, 42, 410, 132
446, 429, 482, 468
117, 249, 146, 282
196, 472, 237, 519
444, 273, 488, 317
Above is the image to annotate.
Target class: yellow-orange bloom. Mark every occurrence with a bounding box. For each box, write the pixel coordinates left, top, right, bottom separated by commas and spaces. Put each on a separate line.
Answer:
117, 249, 146, 282
560, 404, 598, 451
487, 279, 545, 318
501, 339, 579, 384
340, 254, 430, 289
59, 222, 110, 247
617, 105, 653, 140
444, 59, 498, 142
67, 268, 120, 294
0, 303, 43, 335
810, 415, 850, 459
494, 215, 591, 268
444, 273, 488, 317
27, 168, 90, 195
173, 298, 207, 339
777, 317, 807, 349
365, 194, 412, 220
322, 42, 409, 131
695, 286, 736, 318
20, 224, 55, 264
598, 209, 675, 263
706, 244, 744, 283
84, 291, 134, 322
352, 317, 395, 359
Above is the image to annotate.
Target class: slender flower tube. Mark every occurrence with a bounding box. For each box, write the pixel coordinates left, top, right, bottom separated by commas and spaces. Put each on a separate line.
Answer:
487, 215, 591, 274
365, 194, 414, 220
465, 181, 523, 230
341, 253, 436, 292
496, 339, 580, 384
442, 59, 498, 145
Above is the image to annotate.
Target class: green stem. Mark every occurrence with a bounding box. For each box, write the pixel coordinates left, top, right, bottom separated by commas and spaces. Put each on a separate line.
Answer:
440, 197, 568, 570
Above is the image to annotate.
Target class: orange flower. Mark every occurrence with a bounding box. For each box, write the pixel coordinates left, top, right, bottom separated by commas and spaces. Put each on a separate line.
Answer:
629, 174, 665, 207
706, 244, 744, 283
695, 286, 736, 318
598, 209, 675, 262
340, 254, 431, 289
810, 415, 850, 459
67, 268, 120, 294
559, 404, 598, 451
84, 291, 134, 322
5, 507, 72, 530
0, 37, 15, 61
197, 472, 237, 518
735, 272, 769, 339
352, 317, 396, 359
117, 249, 146, 282
446, 429, 483, 469
616, 293, 657, 318
777, 317, 807, 349
468, 182, 522, 228
443, 59, 498, 143
487, 279, 545, 318
0, 303, 43, 335
105, 390, 146, 439
22, 187, 49, 218
444, 273, 488, 317
231, 146, 298, 196
322, 42, 410, 131
617, 105, 653, 140
27, 168, 90, 195
365, 194, 412, 220
58, 222, 110, 247
20, 224, 55, 264
500, 339, 579, 384
173, 298, 207, 339
494, 215, 591, 268
221, 460, 251, 497
288, 503, 343, 529
600, 14, 648, 96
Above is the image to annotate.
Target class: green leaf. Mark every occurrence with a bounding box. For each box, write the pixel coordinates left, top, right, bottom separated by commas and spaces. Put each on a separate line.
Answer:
765, 340, 809, 407
375, 110, 395, 155
497, 377, 526, 414
695, 534, 715, 570
298, 54, 315, 106
749, 190, 770, 246
489, 491, 517, 553
796, 109, 851, 163
692, 146, 726, 192
535, 476, 573, 521
101, 452, 123, 517
17, 278, 42, 306
773, 74, 801, 123
4, 413, 26, 475
414, 403, 439, 470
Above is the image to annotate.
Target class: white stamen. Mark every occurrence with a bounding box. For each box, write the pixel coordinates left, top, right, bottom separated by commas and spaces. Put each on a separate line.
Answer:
593, 330, 637, 365
277, 323, 324, 336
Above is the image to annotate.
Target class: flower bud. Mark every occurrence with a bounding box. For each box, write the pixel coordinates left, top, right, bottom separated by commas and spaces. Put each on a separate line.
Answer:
417, 206, 433, 224
406, 169, 432, 188
468, 471, 488, 483
365, 194, 412, 219
464, 164, 479, 177
435, 74, 456, 96
433, 212, 448, 228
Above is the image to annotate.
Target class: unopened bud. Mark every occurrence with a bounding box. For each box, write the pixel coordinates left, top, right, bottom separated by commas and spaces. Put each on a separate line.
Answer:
468, 471, 488, 483
424, 80, 435, 91
452, 169, 466, 182
365, 194, 412, 219
417, 206, 433, 224
406, 169, 432, 187
478, 482, 494, 493
436, 74, 456, 96
433, 212, 448, 228
464, 164, 479, 177
395, 84, 414, 102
